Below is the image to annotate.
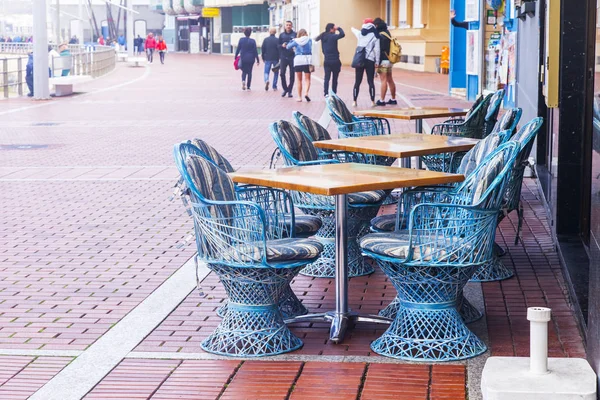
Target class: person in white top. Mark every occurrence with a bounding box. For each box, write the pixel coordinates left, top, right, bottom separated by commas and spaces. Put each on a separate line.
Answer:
351, 19, 380, 107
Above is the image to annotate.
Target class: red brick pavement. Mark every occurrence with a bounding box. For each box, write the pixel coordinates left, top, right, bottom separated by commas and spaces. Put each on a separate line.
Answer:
84, 358, 464, 400
0, 356, 72, 400
0, 54, 586, 399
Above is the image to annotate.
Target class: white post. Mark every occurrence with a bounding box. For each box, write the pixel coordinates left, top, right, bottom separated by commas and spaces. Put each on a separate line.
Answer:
33, 0, 50, 99
126, 4, 134, 57
56, 0, 61, 43
527, 307, 552, 375
78, 0, 84, 42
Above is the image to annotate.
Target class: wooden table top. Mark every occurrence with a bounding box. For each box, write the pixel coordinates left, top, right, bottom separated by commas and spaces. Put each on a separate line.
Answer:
229, 163, 465, 196
313, 133, 479, 158
353, 107, 468, 120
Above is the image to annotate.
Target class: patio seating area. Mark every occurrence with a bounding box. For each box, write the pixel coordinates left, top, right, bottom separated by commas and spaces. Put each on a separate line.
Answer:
1, 56, 587, 399
172, 89, 550, 363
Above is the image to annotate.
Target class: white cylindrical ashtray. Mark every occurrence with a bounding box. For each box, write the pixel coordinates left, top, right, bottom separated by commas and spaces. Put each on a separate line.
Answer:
527, 307, 552, 375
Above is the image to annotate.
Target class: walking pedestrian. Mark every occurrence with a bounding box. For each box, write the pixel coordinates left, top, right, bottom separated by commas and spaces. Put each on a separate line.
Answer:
351, 18, 380, 107
285, 29, 313, 102
134, 35, 142, 56
145, 33, 157, 63
261, 27, 279, 91
315, 23, 345, 97
279, 21, 296, 98
235, 27, 259, 91
118, 34, 126, 52
374, 18, 397, 106
26, 53, 34, 97
157, 36, 167, 64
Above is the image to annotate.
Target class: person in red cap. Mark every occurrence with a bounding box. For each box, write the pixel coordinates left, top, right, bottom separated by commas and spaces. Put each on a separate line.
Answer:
351, 19, 380, 106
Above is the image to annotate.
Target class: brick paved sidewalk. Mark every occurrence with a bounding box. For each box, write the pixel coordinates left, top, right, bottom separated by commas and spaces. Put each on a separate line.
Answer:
0, 54, 584, 399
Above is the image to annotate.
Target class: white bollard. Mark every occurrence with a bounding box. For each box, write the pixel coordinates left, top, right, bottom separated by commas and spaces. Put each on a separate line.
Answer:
527, 306, 551, 375
481, 305, 596, 399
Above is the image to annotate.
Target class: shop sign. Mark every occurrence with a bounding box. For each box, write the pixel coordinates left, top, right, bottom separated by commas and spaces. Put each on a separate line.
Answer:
202, 7, 220, 18
487, 10, 497, 25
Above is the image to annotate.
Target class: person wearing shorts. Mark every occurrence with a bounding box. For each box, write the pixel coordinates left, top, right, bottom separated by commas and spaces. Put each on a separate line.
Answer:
285, 29, 313, 102
374, 18, 397, 106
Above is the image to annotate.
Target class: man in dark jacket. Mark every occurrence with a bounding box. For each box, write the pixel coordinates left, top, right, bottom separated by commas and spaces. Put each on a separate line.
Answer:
261, 27, 279, 91
278, 21, 296, 97
315, 23, 345, 97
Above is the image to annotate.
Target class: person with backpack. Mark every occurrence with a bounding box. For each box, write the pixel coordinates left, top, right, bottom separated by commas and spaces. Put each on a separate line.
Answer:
315, 23, 345, 97
374, 18, 398, 106
351, 18, 380, 107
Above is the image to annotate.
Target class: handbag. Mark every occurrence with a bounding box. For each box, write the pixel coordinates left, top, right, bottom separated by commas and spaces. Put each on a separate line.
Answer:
351, 37, 375, 69
233, 55, 241, 70
308, 64, 315, 73
271, 61, 280, 72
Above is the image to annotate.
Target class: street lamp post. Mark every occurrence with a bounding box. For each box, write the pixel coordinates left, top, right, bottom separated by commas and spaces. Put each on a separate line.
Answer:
33, 0, 50, 99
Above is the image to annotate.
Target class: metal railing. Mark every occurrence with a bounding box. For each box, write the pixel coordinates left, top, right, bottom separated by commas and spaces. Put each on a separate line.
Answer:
0, 43, 116, 99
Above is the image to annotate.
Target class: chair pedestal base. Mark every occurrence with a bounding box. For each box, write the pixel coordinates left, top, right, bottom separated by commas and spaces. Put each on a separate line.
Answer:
202, 305, 303, 357
216, 284, 309, 319
470, 254, 514, 282
371, 306, 487, 362
379, 294, 483, 324
203, 264, 304, 357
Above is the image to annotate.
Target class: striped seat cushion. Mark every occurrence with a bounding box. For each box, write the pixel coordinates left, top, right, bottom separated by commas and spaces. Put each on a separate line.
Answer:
457, 133, 502, 176
186, 154, 237, 218
360, 232, 458, 262
230, 238, 324, 263
349, 190, 386, 204
493, 108, 519, 136
370, 214, 407, 232
277, 120, 319, 162
190, 139, 235, 173
329, 95, 354, 123
287, 215, 323, 236
296, 112, 332, 142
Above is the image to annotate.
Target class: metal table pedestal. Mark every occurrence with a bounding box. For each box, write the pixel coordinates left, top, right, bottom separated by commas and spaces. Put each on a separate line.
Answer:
285, 194, 392, 343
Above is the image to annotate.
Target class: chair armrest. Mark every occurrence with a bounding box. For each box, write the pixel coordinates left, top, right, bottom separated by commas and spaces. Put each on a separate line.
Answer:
236, 186, 296, 239
404, 202, 498, 263
431, 122, 465, 136
297, 158, 340, 166
190, 198, 270, 265
337, 119, 380, 138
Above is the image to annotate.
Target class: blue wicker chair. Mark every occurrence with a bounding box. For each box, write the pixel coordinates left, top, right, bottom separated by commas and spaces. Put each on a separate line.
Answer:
270, 120, 386, 278
373, 130, 514, 323
371, 121, 518, 235
420, 92, 496, 172
174, 140, 321, 320
360, 142, 520, 361
326, 92, 396, 167
471, 117, 544, 282
483, 89, 506, 138
175, 150, 324, 357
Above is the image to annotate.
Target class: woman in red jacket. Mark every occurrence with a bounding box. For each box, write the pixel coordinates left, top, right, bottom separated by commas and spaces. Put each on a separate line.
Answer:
145, 33, 157, 63
156, 36, 167, 64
